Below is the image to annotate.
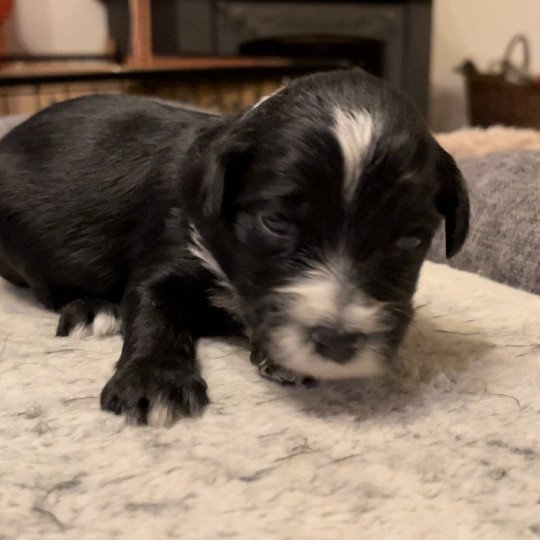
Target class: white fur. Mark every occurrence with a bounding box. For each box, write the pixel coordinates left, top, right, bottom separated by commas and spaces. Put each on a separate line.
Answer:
67, 311, 121, 339
92, 312, 121, 337
272, 253, 389, 379
68, 323, 93, 340
270, 324, 385, 379
188, 226, 245, 320
276, 254, 388, 334
188, 226, 229, 287
147, 401, 176, 428
332, 107, 375, 203
245, 86, 285, 116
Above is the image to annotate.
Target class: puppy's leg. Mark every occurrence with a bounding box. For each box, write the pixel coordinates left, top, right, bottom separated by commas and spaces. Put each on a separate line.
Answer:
56, 299, 121, 338
100, 273, 209, 427
0, 257, 27, 288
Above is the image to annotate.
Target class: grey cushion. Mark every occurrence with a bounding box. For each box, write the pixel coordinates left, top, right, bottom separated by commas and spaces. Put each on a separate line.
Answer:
429, 150, 540, 294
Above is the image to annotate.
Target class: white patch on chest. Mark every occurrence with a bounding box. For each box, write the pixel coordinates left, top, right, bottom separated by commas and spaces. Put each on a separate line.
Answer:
188, 226, 245, 321
332, 107, 375, 203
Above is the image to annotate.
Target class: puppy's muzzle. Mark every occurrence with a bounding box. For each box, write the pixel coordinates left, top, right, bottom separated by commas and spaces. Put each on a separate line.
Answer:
310, 326, 363, 363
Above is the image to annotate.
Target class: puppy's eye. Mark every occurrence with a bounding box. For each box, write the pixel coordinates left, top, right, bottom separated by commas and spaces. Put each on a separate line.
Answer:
259, 213, 295, 238
396, 236, 422, 251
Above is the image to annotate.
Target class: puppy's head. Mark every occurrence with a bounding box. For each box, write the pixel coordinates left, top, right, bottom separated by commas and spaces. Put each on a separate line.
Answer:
187, 69, 469, 379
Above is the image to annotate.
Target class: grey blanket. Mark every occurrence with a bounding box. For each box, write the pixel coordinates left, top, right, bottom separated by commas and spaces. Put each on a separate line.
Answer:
429, 150, 540, 294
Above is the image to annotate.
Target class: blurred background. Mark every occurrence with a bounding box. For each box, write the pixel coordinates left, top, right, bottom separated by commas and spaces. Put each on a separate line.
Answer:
0, 0, 539, 132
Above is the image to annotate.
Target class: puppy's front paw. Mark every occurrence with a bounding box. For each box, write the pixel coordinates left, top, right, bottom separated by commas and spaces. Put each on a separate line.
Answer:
100, 358, 209, 427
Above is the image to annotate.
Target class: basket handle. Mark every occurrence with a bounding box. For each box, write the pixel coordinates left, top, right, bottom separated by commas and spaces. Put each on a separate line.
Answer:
502, 34, 531, 78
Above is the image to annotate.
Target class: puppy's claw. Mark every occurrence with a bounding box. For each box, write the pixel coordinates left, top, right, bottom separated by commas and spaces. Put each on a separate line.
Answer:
253, 353, 317, 388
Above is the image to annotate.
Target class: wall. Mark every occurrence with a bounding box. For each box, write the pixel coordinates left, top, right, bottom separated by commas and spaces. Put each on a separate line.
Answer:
4, 0, 108, 55
430, 0, 540, 132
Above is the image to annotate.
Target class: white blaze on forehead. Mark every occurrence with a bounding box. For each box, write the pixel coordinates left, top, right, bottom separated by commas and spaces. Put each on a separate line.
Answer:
332, 107, 375, 203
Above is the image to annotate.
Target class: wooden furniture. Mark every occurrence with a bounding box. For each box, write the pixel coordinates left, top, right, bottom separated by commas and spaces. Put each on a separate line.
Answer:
127, 0, 433, 117
0, 55, 338, 115
0, 0, 13, 57
128, 0, 152, 67
0, 0, 339, 116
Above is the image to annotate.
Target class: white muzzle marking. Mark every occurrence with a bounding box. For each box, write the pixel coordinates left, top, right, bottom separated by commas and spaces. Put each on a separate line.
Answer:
271, 255, 388, 379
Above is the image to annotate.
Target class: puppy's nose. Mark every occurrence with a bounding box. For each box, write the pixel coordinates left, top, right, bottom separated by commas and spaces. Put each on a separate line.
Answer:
310, 326, 359, 363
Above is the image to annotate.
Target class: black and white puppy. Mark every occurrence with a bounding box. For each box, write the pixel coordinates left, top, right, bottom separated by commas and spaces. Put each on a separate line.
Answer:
0, 69, 469, 427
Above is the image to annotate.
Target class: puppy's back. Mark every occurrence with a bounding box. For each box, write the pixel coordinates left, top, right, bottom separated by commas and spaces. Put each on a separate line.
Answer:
0, 94, 220, 303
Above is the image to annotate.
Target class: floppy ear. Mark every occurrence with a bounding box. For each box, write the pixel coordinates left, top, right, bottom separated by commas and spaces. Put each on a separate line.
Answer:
200, 126, 255, 221
185, 127, 251, 221
435, 148, 470, 258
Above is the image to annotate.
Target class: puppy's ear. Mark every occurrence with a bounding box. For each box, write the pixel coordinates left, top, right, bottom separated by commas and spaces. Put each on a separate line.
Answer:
435, 148, 470, 258
197, 130, 251, 221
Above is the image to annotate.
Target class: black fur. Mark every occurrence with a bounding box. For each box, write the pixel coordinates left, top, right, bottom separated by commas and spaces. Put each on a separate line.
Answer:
0, 69, 469, 426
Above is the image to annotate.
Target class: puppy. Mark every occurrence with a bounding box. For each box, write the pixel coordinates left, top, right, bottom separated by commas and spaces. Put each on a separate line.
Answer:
0, 69, 469, 427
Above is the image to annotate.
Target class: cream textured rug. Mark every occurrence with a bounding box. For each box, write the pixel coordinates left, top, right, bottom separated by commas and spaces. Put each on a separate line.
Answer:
1, 261, 539, 540
436, 126, 540, 158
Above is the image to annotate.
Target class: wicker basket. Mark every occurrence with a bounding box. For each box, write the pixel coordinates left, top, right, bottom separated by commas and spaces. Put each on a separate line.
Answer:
460, 35, 540, 129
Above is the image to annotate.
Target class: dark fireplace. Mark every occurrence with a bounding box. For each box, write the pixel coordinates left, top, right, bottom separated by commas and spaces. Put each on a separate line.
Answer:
108, 0, 433, 116
239, 35, 385, 77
